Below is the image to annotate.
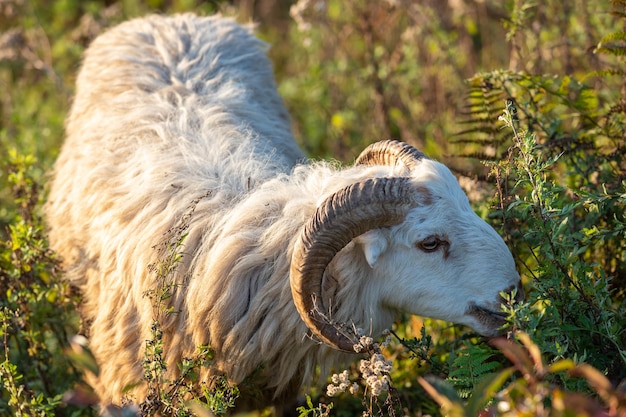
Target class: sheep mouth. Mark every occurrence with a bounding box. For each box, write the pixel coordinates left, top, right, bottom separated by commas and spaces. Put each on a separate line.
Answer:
466, 302, 508, 336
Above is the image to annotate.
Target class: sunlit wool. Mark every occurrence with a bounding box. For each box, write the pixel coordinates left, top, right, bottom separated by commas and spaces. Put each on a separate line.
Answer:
45, 13, 521, 411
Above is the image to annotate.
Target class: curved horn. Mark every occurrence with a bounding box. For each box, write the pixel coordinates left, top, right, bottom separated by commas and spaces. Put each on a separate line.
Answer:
355, 140, 426, 170
289, 177, 425, 352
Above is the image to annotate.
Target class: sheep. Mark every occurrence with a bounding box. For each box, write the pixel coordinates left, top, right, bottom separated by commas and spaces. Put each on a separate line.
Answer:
44, 13, 523, 412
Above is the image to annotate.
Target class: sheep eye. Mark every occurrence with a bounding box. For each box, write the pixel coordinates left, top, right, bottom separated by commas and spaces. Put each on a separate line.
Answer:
417, 236, 442, 252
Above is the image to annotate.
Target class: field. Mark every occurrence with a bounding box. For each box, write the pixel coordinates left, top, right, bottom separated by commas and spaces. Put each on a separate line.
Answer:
1, 0, 625, 416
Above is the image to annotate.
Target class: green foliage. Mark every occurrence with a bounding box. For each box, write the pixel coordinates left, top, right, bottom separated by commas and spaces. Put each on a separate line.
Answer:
458, 70, 602, 161
414, 1, 626, 412
447, 342, 503, 399
490, 102, 626, 389
0, 151, 89, 416
140, 321, 238, 417
297, 395, 333, 417
140, 194, 238, 417
421, 332, 626, 417
281, 0, 487, 159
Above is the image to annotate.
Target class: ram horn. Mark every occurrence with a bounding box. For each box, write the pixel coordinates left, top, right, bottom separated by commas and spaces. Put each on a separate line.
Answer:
355, 139, 427, 170
290, 176, 427, 352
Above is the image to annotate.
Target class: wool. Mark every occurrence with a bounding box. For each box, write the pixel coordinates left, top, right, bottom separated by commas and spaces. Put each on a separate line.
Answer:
44, 14, 366, 408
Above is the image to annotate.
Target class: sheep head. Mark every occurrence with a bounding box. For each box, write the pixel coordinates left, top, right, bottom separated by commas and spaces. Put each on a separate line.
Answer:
289, 140, 522, 352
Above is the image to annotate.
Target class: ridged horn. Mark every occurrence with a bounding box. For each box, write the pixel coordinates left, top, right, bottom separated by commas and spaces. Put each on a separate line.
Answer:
355, 140, 426, 170
289, 177, 423, 352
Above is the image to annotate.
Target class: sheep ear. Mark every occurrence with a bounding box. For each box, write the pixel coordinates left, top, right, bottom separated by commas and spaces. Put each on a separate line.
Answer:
356, 230, 388, 268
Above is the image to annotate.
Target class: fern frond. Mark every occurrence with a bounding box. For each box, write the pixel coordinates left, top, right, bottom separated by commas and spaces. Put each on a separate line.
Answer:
585, 69, 626, 81
458, 106, 502, 118
454, 127, 500, 137
452, 137, 505, 146
457, 116, 499, 125
446, 342, 503, 399
457, 152, 501, 161
454, 87, 509, 151
597, 31, 626, 45
463, 94, 507, 110
594, 45, 626, 56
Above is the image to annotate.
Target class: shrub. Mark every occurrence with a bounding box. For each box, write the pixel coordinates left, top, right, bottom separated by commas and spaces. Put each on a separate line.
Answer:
292, 1, 625, 415
0, 149, 90, 417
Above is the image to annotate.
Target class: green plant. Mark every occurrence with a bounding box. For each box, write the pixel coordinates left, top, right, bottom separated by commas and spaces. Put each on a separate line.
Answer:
414, 71, 625, 414
420, 332, 626, 417
140, 321, 238, 417
447, 342, 504, 400
282, 0, 491, 160
0, 150, 90, 416
494, 96, 626, 385
140, 194, 239, 417
296, 395, 333, 417
436, 2, 626, 406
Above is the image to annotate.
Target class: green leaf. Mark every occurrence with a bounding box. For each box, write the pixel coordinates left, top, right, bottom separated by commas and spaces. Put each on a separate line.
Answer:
465, 367, 515, 416
418, 376, 466, 416
547, 359, 576, 373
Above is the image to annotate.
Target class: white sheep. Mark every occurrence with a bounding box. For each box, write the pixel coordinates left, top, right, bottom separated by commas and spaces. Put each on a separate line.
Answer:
45, 13, 522, 412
